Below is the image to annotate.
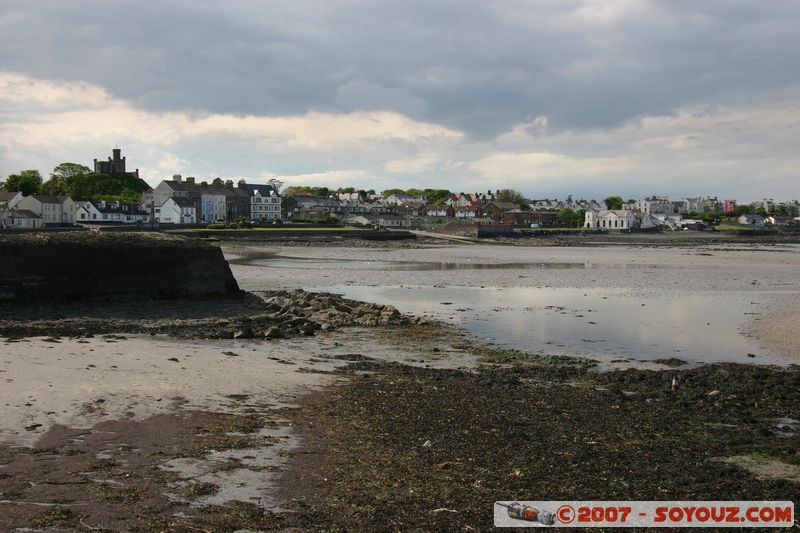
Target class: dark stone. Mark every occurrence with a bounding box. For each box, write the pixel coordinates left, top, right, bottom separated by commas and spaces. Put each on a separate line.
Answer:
0, 233, 239, 306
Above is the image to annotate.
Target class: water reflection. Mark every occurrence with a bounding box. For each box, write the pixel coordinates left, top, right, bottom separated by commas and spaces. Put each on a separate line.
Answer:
255, 256, 689, 272
315, 285, 784, 366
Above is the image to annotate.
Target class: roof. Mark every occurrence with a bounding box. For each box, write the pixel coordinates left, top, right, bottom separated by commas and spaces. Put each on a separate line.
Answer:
162, 197, 196, 208
0, 191, 22, 202
597, 210, 634, 217
485, 201, 518, 210
9, 209, 41, 219
28, 194, 71, 204
87, 201, 148, 216
239, 183, 277, 197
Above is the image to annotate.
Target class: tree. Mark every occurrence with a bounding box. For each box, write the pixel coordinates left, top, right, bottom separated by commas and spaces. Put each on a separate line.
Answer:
604, 196, 624, 210
557, 207, 584, 227
4, 170, 43, 195
424, 189, 452, 205
52, 162, 91, 179
496, 188, 529, 209
382, 188, 404, 198
268, 178, 284, 194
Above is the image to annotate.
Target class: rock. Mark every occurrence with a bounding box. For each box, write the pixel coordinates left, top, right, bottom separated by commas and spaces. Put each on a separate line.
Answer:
264, 326, 284, 339
233, 327, 254, 339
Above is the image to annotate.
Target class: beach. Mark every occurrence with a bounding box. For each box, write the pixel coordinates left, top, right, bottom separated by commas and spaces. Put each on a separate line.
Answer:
1, 238, 799, 531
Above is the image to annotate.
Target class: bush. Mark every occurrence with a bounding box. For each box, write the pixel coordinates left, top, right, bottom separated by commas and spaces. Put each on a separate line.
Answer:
206, 223, 226, 229
228, 223, 239, 229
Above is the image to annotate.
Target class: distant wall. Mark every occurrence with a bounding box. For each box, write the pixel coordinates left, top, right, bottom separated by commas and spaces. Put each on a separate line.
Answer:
0, 233, 239, 306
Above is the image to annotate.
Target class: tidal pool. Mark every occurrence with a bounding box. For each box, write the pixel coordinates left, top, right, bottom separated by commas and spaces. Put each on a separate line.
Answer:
313, 285, 791, 366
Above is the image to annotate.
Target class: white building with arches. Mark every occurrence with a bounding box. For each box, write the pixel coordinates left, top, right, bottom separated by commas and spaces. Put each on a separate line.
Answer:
585, 209, 636, 230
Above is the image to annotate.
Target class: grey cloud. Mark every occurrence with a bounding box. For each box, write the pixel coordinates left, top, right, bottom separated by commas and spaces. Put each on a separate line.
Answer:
1, 0, 799, 140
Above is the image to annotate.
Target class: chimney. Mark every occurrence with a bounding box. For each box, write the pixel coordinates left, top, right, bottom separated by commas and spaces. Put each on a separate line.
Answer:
173, 174, 182, 182
186, 177, 195, 184
225, 180, 234, 188
238, 179, 246, 187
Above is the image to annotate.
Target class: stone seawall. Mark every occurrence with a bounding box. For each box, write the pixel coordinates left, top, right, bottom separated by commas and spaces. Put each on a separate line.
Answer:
0, 233, 239, 306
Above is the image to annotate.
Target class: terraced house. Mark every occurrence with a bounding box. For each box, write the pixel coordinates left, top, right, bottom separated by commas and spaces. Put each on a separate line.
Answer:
16, 194, 75, 225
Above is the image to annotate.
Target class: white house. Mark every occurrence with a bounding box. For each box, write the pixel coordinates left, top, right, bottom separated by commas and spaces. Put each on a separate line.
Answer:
0, 191, 23, 227
17, 194, 75, 225
250, 190, 281, 221
156, 197, 197, 224
681, 197, 705, 214
8, 209, 43, 228
455, 206, 482, 219
765, 216, 794, 226
75, 200, 148, 224
584, 209, 636, 230
633, 196, 673, 215
384, 193, 426, 206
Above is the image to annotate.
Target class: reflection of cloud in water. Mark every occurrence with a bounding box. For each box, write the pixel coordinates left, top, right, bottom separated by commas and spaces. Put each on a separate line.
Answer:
318, 285, 786, 366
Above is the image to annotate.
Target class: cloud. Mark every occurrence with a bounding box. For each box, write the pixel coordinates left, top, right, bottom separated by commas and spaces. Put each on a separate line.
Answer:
0, 72, 461, 182
469, 152, 633, 182
2, 0, 798, 139
385, 150, 441, 174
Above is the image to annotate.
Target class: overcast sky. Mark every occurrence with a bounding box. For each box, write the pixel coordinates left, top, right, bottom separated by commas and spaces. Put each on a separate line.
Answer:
1, 0, 798, 200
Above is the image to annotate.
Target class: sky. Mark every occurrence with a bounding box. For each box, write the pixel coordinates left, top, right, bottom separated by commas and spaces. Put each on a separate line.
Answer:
1, 0, 798, 201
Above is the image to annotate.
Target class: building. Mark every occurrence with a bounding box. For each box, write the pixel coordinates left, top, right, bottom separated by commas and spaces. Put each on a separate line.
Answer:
426, 204, 455, 218
155, 197, 197, 224
237, 180, 281, 221
0, 191, 23, 227
738, 214, 765, 227
502, 210, 558, 227
75, 200, 147, 223
723, 199, 737, 213
16, 195, 75, 225
454, 205, 482, 219
93, 147, 140, 177
584, 209, 636, 230
765, 216, 795, 226
249, 189, 281, 221
681, 197, 704, 214
378, 215, 416, 228
384, 193, 426, 206
482, 201, 518, 222
8, 209, 43, 228
633, 196, 672, 215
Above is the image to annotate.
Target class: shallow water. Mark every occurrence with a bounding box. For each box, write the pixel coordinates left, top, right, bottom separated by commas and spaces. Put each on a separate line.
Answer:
228, 245, 800, 366
315, 285, 791, 366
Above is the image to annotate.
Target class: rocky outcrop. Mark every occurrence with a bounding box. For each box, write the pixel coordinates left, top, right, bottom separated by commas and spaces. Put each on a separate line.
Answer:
0, 289, 419, 340
0, 232, 239, 306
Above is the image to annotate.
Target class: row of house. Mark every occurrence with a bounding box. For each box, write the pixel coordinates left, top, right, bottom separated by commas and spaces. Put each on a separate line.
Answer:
0, 192, 76, 229
148, 176, 281, 224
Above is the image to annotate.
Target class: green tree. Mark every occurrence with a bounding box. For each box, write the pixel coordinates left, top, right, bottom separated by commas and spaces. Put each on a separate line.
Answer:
52, 162, 91, 179
604, 196, 624, 210
496, 189, 529, 209
557, 207, 584, 227
382, 188, 404, 198
424, 189, 452, 205
4, 170, 43, 195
